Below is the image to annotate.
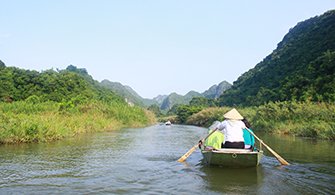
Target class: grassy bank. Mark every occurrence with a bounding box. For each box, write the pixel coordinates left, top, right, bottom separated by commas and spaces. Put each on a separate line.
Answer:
186, 101, 335, 140
0, 101, 156, 144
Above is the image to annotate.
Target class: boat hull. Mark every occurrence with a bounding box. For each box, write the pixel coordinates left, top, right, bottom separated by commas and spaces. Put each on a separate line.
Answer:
201, 148, 263, 167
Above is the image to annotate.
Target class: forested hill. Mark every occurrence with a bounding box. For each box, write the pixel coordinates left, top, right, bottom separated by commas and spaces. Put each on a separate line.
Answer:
219, 10, 335, 106
202, 81, 232, 99
100, 79, 157, 107
159, 81, 232, 110
0, 63, 123, 103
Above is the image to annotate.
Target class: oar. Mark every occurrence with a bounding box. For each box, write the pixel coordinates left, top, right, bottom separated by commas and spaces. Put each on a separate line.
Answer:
245, 128, 290, 165
177, 129, 217, 163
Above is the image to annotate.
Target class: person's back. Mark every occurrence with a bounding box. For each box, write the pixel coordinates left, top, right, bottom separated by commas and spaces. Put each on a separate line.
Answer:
216, 108, 246, 149
218, 119, 245, 148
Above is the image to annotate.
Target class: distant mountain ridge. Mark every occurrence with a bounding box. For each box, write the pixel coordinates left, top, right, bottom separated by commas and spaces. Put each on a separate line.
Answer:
100, 79, 232, 110
153, 95, 168, 105
100, 80, 157, 106
159, 81, 232, 110
100, 80, 145, 106
202, 81, 232, 99
160, 91, 203, 110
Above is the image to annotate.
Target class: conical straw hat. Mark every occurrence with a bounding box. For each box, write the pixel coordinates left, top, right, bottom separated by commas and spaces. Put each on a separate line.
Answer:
223, 108, 243, 120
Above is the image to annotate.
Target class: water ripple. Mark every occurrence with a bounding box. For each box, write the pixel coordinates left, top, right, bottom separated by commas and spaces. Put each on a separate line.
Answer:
0, 125, 334, 194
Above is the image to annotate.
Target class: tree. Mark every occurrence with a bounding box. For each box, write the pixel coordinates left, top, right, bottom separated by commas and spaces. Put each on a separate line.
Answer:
219, 10, 335, 106
189, 97, 217, 107
147, 104, 161, 116
176, 105, 202, 123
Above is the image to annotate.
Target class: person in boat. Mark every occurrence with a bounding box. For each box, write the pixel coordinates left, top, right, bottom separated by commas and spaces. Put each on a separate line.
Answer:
215, 108, 246, 149
242, 118, 255, 150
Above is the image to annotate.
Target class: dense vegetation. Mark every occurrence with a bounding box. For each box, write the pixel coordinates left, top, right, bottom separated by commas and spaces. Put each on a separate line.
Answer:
0, 63, 155, 144
167, 10, 335, 140
1, 10, 334, 142
0, 63, 121, 103
184, 102, 335, 140
218, 10, 335, 106
0, 100, 155, 144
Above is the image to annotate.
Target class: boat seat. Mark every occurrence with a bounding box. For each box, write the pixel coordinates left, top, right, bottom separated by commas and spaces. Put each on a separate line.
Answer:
214, 148, 257, 154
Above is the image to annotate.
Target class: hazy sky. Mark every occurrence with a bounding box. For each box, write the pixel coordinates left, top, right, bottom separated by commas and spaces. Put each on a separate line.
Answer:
1, 1, 334, 98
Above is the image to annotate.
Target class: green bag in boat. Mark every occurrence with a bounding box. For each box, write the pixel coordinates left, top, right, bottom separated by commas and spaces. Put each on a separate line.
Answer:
205, 130, 224, 149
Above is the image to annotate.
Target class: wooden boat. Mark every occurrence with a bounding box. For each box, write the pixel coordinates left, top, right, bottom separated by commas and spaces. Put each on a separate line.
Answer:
201, 148, 263, 167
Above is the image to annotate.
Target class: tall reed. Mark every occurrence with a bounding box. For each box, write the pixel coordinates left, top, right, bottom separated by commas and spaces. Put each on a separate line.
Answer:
0, 100, 156, 144
186, 102, 335, 140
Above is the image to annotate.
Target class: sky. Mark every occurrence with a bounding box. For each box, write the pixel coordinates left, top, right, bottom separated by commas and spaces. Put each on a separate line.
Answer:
1, 1, 335, 98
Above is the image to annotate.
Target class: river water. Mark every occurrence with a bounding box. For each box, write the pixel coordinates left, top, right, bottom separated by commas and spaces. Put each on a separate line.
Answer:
0, 124, 334, 194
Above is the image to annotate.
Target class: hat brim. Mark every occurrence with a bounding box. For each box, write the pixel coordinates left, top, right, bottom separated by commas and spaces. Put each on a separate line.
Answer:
223, 108, 243, 120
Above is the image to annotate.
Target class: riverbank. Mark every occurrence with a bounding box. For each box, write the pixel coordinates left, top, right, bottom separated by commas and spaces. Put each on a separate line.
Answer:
0, 101, 156, 144
185, 101, 335, 140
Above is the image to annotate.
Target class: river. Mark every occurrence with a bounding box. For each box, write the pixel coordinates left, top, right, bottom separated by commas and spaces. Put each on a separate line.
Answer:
0, 124, 334, 194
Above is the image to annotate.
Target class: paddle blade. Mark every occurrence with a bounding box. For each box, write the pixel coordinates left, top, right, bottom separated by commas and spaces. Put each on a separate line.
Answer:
177, 129, 217, 163
177, 144, 198, 162
263, 144, 290, 165
245, 128, 290, 166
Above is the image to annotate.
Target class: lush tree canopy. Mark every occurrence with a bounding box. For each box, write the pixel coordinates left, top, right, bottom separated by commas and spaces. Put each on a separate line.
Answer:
0, 64, 123, 104
219, 10, 335, 106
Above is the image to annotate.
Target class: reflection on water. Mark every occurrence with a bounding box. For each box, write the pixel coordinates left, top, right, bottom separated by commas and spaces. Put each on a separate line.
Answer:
201, 166, 264, 194
0, 124, 334, 194
258, 132, 335, 165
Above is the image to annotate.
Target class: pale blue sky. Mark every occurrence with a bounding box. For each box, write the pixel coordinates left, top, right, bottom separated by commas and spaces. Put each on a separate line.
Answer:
1, 1, 334, 98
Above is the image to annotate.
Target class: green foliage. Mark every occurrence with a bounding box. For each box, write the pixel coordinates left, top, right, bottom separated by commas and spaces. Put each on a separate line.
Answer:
58, 95, 89, 113
253, 101, 335, 139
219, 10, 335, 106
0, 100, 155, 144
166, 104, 181, 115
185, 102, 334, 140
0, 101, 58, 114
147, 104, 161, 116
184, 10, 335, 140
0, 65, 124, 104
189, 97, 217, 107
176, 105, 202, 123
0, 64, 156, 144
186, 107, 227, 127
186, 107, 256, 127
66, 64, 88, 75
25, 95, 41, 104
